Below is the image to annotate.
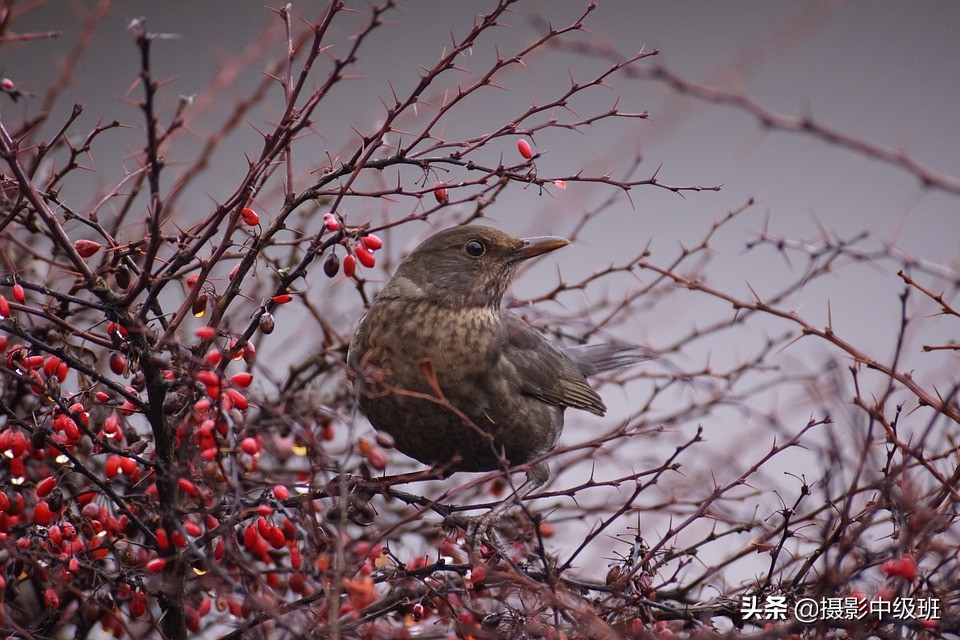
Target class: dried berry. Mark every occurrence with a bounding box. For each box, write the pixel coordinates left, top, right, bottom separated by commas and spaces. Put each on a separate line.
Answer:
324, 252, 340, 277
259, 312, 275, 334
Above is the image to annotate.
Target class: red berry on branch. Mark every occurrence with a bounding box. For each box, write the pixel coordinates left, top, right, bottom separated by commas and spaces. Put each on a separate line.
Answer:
12, 284, 25, 303
517, 139, 534, 159
343, 254, 357, 278
196, 326, 216, 340
105, 456, 121, 479
882, 555, 917, 581
145, 558, 166, 573
74, 239, 102, 258
44, 588, 60, 608
356, 247, 376, 268
130, 591, 147, 618
240, 207, 260, 226
155, 528, 169, 549
178, 478, 198, 497
230, 372, 253, 388
273, 294, 292, 304
225, 388, 248, 410
240, 437, 259, 455
33, 501, 54, 526
323, 213, 340, 231
470, 564, 488, 585
109, 352, 127, 375
361, 234, 383, 251
37, 476, 56, 498
119, 456, 138, 475
434, 181, 449, 205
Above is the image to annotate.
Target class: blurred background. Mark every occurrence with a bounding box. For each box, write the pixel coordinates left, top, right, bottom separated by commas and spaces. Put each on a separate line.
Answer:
5, 0, 959, 582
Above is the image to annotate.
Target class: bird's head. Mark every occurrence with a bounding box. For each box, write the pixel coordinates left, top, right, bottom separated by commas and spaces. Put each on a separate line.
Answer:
385, 225, 569, 308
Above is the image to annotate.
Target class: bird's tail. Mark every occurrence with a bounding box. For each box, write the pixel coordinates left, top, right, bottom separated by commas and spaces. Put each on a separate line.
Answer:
566, 343, 655, 376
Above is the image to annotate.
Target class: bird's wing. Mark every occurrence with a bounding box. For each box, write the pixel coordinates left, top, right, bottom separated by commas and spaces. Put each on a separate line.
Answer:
501, 314, 607, 416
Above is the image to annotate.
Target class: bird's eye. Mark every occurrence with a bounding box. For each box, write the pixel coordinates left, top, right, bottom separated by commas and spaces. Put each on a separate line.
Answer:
465, 240, 486, 257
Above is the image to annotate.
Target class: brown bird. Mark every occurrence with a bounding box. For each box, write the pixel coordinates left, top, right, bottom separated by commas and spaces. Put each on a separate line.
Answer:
347, 225, 647, 527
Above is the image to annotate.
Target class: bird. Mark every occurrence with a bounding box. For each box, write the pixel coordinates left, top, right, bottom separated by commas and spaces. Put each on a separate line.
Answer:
347, 225, 648, 532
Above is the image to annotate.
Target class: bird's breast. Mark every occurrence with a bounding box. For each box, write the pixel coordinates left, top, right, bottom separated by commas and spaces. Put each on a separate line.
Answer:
351, 298, 503, 389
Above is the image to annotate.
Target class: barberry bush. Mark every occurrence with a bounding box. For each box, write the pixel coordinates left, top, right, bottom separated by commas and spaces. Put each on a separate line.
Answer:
0, 2, 957, 639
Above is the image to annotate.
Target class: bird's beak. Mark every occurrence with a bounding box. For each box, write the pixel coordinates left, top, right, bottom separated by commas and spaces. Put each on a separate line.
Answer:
514, 236, 570, 261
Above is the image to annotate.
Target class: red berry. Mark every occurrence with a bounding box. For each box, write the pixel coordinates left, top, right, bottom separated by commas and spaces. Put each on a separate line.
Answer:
12, 284, 25, 303
517, 139, 534, 159
225, 388, 248, 410
155, 528, 169, 549
355, 247, 376, 268
273, 294, 292, 304
43, 356, 60, 378
145, 558, 166, 573
323, 213, 339, 231
0, 295, 9, 318
240, 207, 260, 226
274, 484, 290, 500
109, 352, 126, 375
1, 78, 14, 91
882, 555, 917, 581
343, 254, 357, 278
131, 591, 147, 617
74, 239, 102, 258
366, 446, 387, 470
240, 437, 259, 455
186, 274, 200, 290
244, 525, 261, 552
36, 476, 56, 498
230, 372, 253, 388
118, 456, 138, 475
44, 588, 60, 608
105, 456, 121, 479
33, 501, 54, 526
434, 182, 449, 205
197, 371, 220, 387
470, 564, 487, 584
178, 478, 198, 497
196, 326, 216, 340
361, 234, 383, 251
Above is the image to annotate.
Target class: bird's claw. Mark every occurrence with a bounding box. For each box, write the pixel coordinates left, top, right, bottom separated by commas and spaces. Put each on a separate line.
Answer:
444, 510, 511, 553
